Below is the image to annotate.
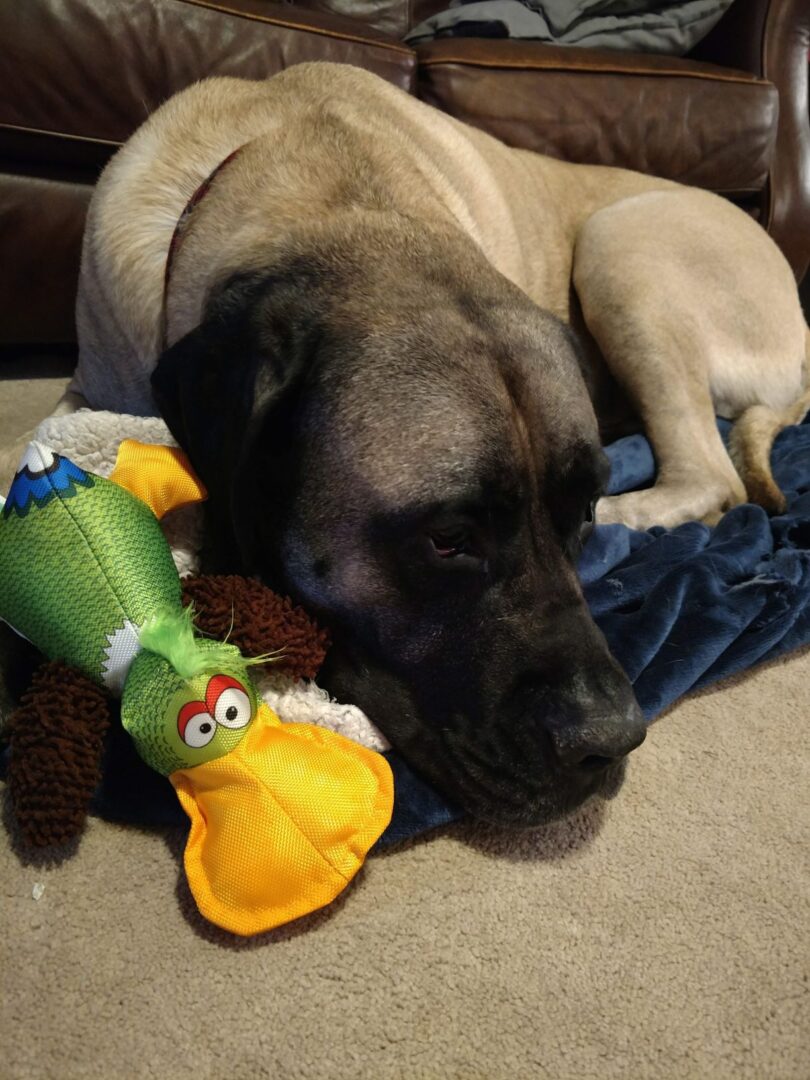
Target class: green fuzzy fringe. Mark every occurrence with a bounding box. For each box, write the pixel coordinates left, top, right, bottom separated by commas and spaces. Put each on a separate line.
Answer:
138, 606, 276, 679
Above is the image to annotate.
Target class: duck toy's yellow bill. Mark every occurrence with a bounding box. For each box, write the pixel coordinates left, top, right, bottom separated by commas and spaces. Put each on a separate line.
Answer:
173, 704, 392, 935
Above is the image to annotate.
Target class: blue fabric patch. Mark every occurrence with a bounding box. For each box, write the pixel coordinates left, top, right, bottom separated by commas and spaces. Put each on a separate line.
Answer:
3, 420, 808, 845
3, 454, 92, 518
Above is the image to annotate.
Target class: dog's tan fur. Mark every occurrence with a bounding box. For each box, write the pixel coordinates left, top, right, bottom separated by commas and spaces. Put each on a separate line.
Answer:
63, 62, 809, 532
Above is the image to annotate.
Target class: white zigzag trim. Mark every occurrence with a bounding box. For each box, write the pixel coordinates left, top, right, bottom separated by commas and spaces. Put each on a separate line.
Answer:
101, 619, 142, 695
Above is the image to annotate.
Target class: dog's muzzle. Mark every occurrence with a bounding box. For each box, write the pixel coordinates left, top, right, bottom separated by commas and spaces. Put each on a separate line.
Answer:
439, 660, 646, 826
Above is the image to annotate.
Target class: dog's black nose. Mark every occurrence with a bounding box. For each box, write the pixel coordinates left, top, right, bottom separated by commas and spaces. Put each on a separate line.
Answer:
542, 665, 652, 768
548, 698, 646, 769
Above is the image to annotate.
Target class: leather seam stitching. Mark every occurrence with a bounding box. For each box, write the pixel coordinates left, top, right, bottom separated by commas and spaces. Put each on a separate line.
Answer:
176, 0, 416, 57
417, 57, 769, 85
0, 121, 122, 147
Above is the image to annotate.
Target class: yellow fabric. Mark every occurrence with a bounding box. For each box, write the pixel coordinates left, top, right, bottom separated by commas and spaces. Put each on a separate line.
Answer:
109, 440, 207, 519
170, 704, 394, 936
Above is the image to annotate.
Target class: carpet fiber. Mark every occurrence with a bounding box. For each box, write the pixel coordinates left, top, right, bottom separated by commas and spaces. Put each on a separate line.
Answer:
2, 648, 808, 1079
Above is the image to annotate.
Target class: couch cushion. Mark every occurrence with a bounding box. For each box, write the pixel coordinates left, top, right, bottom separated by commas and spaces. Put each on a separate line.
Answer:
290, 0, 453, 38
417, 39, 778, 195
0, 0, 415, 176
284, 0, 408, 40
0, 173, 92, 344
0, 0, 415, 344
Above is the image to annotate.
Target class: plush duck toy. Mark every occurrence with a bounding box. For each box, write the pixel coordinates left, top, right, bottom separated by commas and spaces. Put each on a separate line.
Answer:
0, 440, 393, 935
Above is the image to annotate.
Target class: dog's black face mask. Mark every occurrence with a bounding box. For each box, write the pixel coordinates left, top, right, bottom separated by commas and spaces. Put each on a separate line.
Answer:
153, 251, 645, 827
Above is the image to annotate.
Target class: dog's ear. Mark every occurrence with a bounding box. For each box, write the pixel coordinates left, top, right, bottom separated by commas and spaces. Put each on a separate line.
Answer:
151, 270, 322, 573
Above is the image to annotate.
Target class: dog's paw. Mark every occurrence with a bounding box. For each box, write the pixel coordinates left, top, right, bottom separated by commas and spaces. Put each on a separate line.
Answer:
596, 476, 746, 531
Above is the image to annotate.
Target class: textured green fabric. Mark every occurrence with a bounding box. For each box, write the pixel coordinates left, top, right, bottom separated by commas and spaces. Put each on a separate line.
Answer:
0, 445, 180, 690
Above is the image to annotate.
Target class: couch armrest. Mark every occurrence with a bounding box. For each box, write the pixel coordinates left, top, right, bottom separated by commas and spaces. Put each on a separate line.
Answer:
692, 0, 810, 280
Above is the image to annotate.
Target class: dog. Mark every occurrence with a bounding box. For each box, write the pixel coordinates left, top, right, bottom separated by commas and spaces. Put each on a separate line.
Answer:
67, 62, 809, 826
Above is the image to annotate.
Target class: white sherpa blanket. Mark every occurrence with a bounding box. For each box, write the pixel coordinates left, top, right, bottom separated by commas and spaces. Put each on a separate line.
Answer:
32, 408, 389, 751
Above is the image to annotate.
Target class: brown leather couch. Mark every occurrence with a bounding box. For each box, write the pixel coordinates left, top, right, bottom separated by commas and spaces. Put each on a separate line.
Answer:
1, 0, 808, 348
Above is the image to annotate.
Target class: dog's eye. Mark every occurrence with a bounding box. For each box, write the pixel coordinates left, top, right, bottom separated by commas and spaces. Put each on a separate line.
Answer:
425, 526, 488, 578
429, 528, 470, 558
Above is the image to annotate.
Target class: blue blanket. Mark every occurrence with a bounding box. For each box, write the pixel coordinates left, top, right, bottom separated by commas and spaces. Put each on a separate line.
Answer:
9, 419, 810, 844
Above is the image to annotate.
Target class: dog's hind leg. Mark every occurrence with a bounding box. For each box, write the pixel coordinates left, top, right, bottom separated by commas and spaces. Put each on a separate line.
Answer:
727, 328, 810, 514
572, 188, 806, 530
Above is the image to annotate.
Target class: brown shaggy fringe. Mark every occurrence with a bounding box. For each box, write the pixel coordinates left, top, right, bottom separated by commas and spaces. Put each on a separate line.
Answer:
181, 575, 330, 681
8, 661, 111, 847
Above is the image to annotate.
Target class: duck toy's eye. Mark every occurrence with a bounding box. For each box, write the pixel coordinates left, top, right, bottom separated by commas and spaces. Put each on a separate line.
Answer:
175, 676, 253, 751
206, 674, 252, 730
178, 701, 217, 748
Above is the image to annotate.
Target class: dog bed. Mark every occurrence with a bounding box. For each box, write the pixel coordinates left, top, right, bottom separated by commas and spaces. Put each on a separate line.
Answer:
2, 409, 809, 845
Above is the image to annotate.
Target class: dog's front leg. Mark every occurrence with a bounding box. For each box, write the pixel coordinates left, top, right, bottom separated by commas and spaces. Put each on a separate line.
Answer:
572, 307, 746, 530
570, 195, 769, 531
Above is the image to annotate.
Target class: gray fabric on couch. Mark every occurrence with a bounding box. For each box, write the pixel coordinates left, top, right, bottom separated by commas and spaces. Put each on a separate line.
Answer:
407, 0, 735, 52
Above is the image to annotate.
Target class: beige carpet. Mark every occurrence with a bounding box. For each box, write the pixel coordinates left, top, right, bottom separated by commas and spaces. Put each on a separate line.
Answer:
1, 368, 809, 1080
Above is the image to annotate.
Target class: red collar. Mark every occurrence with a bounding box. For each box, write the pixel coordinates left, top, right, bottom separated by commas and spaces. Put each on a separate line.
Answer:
162, 146, 243, 338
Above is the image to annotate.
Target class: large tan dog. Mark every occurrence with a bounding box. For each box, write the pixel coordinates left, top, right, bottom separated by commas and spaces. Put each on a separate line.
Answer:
65, 62, 810, 824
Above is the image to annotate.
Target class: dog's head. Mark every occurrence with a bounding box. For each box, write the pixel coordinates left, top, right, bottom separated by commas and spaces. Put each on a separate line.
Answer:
153, 224, 645, 826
